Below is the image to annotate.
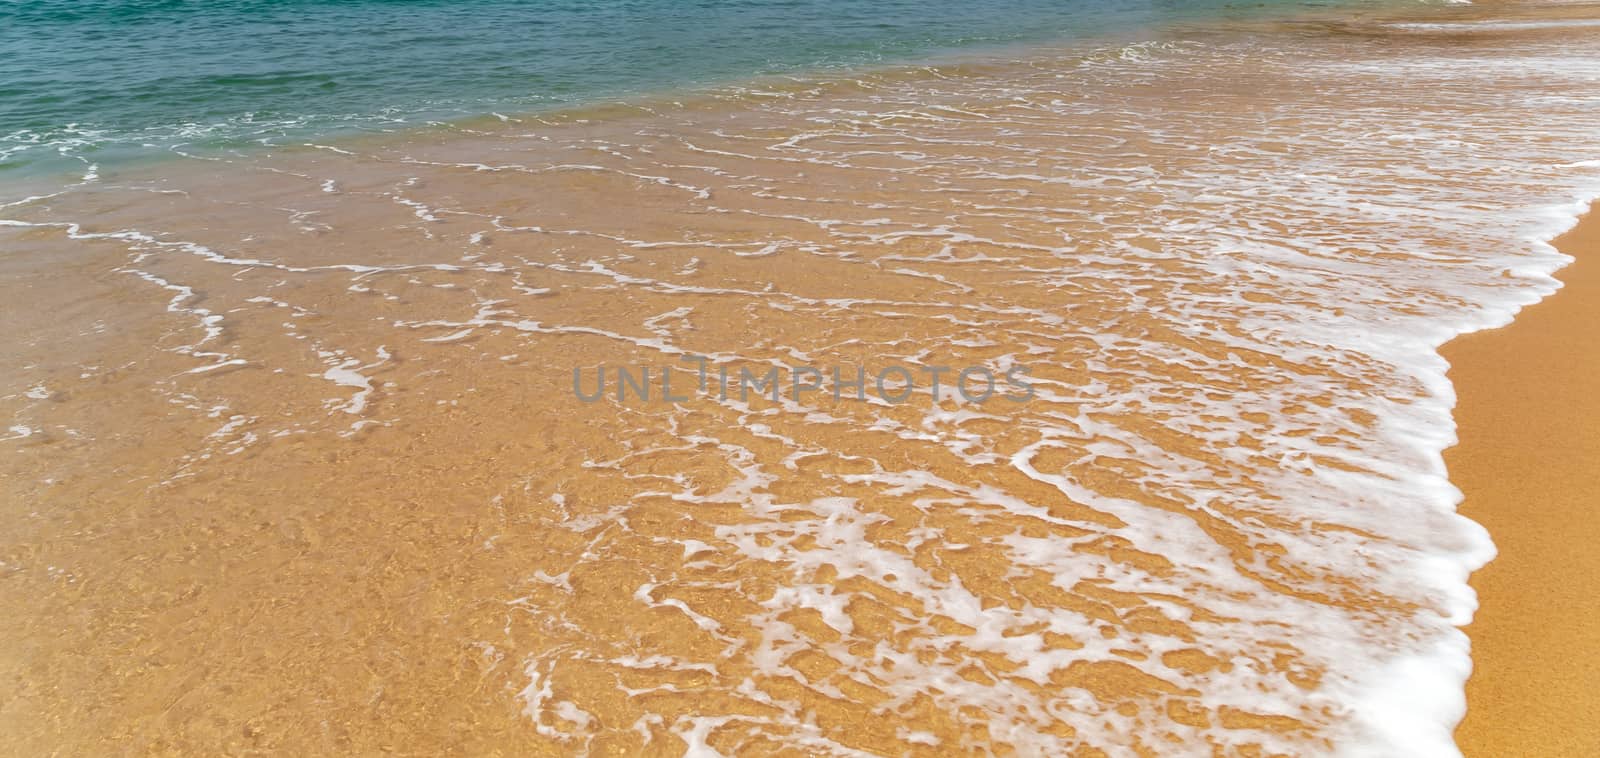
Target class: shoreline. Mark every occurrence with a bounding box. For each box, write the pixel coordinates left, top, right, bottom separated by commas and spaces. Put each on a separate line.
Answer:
1450, 200, 1600, 756
0, 27, 1163, 189
0, 0, 1396, 192
3, 2, 1599, 752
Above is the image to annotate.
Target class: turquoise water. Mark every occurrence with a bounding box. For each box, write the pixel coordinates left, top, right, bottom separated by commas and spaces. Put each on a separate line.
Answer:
1, 0, 1327, 179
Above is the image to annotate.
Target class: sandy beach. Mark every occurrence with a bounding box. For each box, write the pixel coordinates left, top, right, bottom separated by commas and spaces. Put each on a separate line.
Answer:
1450, 201, 1600, 756
2, 1, 1599, 754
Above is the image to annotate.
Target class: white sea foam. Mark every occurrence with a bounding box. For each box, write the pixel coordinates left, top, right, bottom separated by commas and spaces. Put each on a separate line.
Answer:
4, 15, 1599, 757
1391, 18, 1600, 32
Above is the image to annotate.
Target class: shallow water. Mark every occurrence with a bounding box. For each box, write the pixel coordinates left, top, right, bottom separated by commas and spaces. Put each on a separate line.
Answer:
0, 0, 1331, 181
3, 2, 1600, 756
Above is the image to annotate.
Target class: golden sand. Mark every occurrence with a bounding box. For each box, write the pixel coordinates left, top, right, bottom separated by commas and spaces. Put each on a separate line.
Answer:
1, 3, 1598, 756
1450, 202, 1600, 756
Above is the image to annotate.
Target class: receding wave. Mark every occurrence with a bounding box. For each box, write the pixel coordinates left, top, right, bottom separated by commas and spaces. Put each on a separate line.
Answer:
1, 6, 1598, 757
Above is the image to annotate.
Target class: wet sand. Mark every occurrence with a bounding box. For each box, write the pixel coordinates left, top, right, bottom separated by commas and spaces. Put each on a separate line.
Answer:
1, 3, 1599, 755
1450, 201, 1600, 756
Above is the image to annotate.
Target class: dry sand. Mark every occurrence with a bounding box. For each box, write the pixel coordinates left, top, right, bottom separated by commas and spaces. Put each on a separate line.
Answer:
1450, 201, 1600, 756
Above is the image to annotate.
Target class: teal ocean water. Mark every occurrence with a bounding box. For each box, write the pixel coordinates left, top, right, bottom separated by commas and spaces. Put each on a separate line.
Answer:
6, 0, 1600, 754
1, 0, 1329, 180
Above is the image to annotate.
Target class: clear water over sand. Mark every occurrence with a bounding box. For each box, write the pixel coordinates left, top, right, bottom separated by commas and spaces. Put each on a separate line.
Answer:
0, 0, 1310, 180
3, 2, 1600, 755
